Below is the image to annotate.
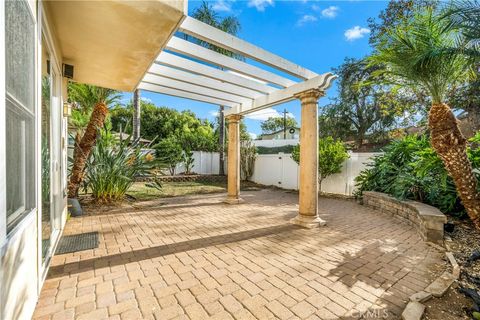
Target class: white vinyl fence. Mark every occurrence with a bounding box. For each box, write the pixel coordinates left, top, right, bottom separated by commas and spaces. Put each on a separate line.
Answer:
173, 150, 381, 196
175, 151, 221, 175
250, 152, 381, 196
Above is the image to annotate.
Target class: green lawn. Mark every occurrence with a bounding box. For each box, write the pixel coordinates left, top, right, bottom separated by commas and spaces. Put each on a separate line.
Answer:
126, 181, 227, 201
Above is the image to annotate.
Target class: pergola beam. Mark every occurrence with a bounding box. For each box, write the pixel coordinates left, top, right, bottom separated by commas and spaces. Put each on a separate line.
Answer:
142, 73, 252, 105
224, 73, 336, 116
179, 16, 318, 81
166, 37, 297, 88
138, 82, 239, 108
148, 64, 261, 99
156, 52, 275, 94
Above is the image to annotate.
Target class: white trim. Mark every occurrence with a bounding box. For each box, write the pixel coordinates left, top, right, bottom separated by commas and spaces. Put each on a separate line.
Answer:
166, 37, 296, 87
225, 73, 337, 116
148, 64, 261, 99
138, 82, 240, 108
156, 52, 275, 94
0, 0, 6, 245
143, 73, 253, 105
36, 0, 43, 295
179, 17, 318, 80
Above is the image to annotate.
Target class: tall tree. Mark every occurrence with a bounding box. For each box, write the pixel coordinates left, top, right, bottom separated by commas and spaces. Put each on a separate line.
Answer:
191, 1, 242, 175
370, 8, 480, 228
260, 116, 298, 135
67, 83, 121, 198
320, 58, 415, 149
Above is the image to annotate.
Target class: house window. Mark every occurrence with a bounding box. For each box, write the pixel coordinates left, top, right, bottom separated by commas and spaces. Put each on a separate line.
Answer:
5, 0, 36, 233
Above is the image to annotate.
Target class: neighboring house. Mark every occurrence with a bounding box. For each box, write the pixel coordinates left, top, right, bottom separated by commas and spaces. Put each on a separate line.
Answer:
0, 1, 186, 319
259, 127, 300, 140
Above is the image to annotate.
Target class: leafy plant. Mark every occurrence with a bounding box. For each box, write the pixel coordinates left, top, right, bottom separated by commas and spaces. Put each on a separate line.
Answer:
291, 137, 349, 189
240, 140, 257, 181
182, 151, 195, 175
83, 128, 159, 203
355, 134, 480, 216
154, 137, 183, 175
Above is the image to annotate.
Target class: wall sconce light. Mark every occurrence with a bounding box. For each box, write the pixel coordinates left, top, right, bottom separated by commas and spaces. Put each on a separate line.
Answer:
63, 102, 72, 117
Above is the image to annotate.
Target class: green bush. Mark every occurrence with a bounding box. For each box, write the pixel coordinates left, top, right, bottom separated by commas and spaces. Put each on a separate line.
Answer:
291, 137, 349, 188
256, 145, 294, 154
355, 134, 480, 216
83, 129, 159, 203
154, 137, 183, 175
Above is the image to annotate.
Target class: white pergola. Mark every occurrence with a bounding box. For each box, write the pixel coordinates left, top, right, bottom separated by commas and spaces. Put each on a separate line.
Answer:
138, 16, 336, 228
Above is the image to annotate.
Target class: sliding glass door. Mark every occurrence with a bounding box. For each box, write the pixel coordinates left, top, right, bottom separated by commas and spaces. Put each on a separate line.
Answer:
41, 35, 62, 266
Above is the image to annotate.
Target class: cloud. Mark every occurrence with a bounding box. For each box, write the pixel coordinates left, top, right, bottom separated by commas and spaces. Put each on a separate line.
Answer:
140, 97, 152, 103
209, 110, 219, 117
245, 108, 294, 121
296, 14, 317, 27
248, 0, 274, 12
212, 0, 233, 12
249, 132, 258, 140
321, 6, 339, 18
344, 26, 370, 41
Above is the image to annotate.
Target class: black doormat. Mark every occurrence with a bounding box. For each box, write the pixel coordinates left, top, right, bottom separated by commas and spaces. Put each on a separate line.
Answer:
55, 232, 99, 255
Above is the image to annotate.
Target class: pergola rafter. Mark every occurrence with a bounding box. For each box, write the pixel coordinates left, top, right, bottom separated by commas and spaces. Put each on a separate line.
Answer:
139, 17, 335, 116
138, 16, 337, 227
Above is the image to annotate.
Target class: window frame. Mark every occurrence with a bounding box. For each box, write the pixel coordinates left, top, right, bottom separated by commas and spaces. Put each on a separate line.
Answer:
4, 0, 38, 236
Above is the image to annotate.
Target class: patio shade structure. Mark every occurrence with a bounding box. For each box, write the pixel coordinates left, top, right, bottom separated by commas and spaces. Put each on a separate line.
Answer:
139, 16, 336, 228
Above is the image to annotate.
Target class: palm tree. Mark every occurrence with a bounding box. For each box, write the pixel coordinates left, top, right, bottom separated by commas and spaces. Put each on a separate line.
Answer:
67, 83, 121, 198
191, 1, 242, 175
371, 8, 480, 228
444, 0, 479, 59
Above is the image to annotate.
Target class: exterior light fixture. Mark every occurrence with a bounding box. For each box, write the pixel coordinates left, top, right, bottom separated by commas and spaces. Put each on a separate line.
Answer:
63, 102, 72, 117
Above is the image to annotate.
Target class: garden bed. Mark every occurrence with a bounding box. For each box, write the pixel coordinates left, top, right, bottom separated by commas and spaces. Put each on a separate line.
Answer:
423, 219, 480, 319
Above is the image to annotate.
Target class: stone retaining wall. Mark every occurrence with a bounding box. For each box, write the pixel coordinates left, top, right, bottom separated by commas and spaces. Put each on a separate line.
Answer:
362, 191, 447, 245
136, 174, 227, 184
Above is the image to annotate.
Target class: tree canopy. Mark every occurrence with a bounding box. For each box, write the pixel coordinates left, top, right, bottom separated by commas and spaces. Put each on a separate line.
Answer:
110, 102, 217, 152
260, 116, 298, 135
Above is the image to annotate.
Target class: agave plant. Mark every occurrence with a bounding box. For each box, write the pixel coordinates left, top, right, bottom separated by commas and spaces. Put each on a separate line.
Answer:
83, 128, 161, 203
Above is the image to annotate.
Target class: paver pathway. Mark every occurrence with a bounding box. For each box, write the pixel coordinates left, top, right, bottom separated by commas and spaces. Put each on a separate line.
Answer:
33, 189, 443, 320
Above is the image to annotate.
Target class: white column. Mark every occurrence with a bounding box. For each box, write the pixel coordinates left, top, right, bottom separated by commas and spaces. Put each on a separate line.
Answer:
291, 89, 326, 228
224, 114, 243, 204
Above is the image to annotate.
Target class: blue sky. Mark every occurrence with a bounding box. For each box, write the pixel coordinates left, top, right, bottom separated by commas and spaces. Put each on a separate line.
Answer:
121, 0, 388, 138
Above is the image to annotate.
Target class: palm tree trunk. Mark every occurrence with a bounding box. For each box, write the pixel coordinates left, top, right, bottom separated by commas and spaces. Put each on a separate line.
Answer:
219, 105, 225, 175
429, 103, 480, 228
68, 102, 108, 198
133, 89, 141, 141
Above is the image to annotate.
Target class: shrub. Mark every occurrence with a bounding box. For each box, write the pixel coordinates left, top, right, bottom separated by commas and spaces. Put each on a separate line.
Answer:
154, 137, 183, 175
240, 140, 257, 181
182, 150, 195, 175
83, 129, 159, 203
355, 134, 480, 216
256, 145, 295, 154
291, 137, 349, 189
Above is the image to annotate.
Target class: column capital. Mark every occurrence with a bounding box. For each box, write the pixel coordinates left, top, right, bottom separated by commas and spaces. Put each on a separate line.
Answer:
294, 88, 325, 104
225, 114, 243, 123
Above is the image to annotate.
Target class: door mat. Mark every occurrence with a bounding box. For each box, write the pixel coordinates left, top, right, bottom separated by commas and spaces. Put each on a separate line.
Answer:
55, 232, 99, 254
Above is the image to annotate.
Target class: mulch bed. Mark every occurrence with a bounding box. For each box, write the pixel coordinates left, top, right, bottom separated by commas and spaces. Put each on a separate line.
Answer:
424, 219, 480, 319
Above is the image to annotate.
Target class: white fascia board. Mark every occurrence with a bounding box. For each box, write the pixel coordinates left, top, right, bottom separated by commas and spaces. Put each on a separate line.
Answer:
166, 37, 297, 88
156, 51, 275, 94
225, 73, 337, 116
138, 82, 240, 108
142, 73, 252, 105
179, 16, 318, 80
148, 64, 261, 99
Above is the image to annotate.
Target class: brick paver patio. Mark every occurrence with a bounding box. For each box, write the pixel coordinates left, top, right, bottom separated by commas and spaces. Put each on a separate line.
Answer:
33, 189, 444, 320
